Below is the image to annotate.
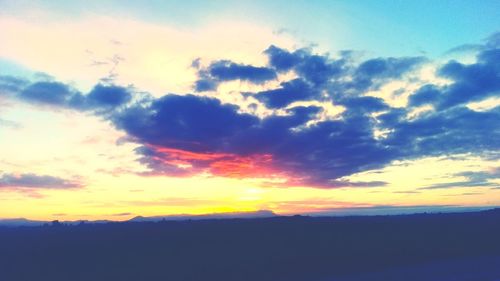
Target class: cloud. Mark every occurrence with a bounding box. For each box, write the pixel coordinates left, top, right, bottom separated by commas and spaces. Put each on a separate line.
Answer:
0, 173, 82, 189
110, 212, 132, 216
194, 78, 217, 92
0, 76, 132, 112
132, 34, 498, 188
264, 45, 303, 71
265, 45, 424, 93
113, 96, 393, 186
194, 60, 277, 91
338, 96, 389, 114
485, 31, 500, 49
408, 84, 441, 107
112, 94, 259, 152
19, 81, 79, 106
265, 45, 351, 86
445, 43, 483, 55
0, 75, 28, 94
420, 168, 500, 189
303, 205, 490, 216
207, 60, 277, 83
384, 106, 500, 159
86, 84, 132, 108
356, 57, 425, 81
409, 45, 500, 110
294, 53, 346, 86
270, 179, 388, 189
252, 78, 318, 108
3, 32, 499, 189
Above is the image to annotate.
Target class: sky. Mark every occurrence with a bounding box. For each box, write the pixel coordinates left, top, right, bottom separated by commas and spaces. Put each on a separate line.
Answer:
0, 0, 499, 220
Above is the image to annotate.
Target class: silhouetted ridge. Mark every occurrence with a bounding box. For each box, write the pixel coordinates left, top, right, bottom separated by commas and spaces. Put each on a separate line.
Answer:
1, 209, 500, 280
129, 210, 277, 222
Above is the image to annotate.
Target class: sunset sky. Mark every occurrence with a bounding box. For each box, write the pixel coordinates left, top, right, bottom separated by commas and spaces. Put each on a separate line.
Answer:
1, 0, 499, 221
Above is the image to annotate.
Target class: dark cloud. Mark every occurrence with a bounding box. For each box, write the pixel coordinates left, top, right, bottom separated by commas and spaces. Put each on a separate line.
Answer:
86, 84, 132, 108
420, 168, 500, 190
408, 84, 441, 107
295, 53, 346, 86
252, 78, 318, 108
194, 78, 217, 92
437, 55, 499, 109
133, 145, 196, 176
336, 56, 424, 95
265, 45, 349, 86
250, 47, 422, 109
112, 94, 258, 152
338, 96, 389, 115
19, 81, 81, 106
0, 77, 132, 112
0, 75, 29, 94
356, 57, 425, 80
264, 45, 303, 71
197, 45, 422, 109
194, 60, 277, 91
384, 106, 500, 159
267, 46, 423, 94
0, 173, 82, 189
297, 180, 388, 189
115, 95, 394, 187
139, 35, 498, 187
3, 32, 499, 189
408, 47, 500, 110
208, 60, 277, 82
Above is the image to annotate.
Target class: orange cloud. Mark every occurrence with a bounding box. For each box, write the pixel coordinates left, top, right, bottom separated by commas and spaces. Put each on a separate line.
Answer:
150, 145, 278, 179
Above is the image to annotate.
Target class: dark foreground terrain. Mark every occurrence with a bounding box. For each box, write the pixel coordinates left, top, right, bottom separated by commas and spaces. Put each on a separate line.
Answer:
1, 209, 500, 281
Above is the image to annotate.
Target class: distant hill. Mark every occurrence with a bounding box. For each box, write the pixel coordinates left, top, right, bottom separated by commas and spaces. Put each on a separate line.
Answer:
1, 207, 498, 227
0, 210, 277, 227
0, 218, 46, 227
129, 209, 277, 222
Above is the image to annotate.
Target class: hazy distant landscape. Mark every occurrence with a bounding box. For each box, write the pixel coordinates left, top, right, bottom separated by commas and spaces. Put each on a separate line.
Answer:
2, 209, 500, 281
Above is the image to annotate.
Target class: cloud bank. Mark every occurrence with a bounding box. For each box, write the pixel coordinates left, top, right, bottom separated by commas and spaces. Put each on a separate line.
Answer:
0, 173, 82, 189
1, 32, 499, 188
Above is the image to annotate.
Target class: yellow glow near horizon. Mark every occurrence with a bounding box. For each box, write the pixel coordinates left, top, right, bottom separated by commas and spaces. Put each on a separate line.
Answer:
1, 155, 499, 221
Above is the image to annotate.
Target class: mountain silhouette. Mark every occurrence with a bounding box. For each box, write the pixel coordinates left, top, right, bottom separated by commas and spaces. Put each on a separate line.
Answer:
1, 208, 500, 280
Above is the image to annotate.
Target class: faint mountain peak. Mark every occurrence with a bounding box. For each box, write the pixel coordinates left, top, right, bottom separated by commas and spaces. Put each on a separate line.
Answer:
129, 210, 277, 222
0, 218, 46, 227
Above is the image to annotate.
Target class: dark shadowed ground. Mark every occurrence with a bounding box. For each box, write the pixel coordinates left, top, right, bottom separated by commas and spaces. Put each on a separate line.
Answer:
1, 209, 500, 281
